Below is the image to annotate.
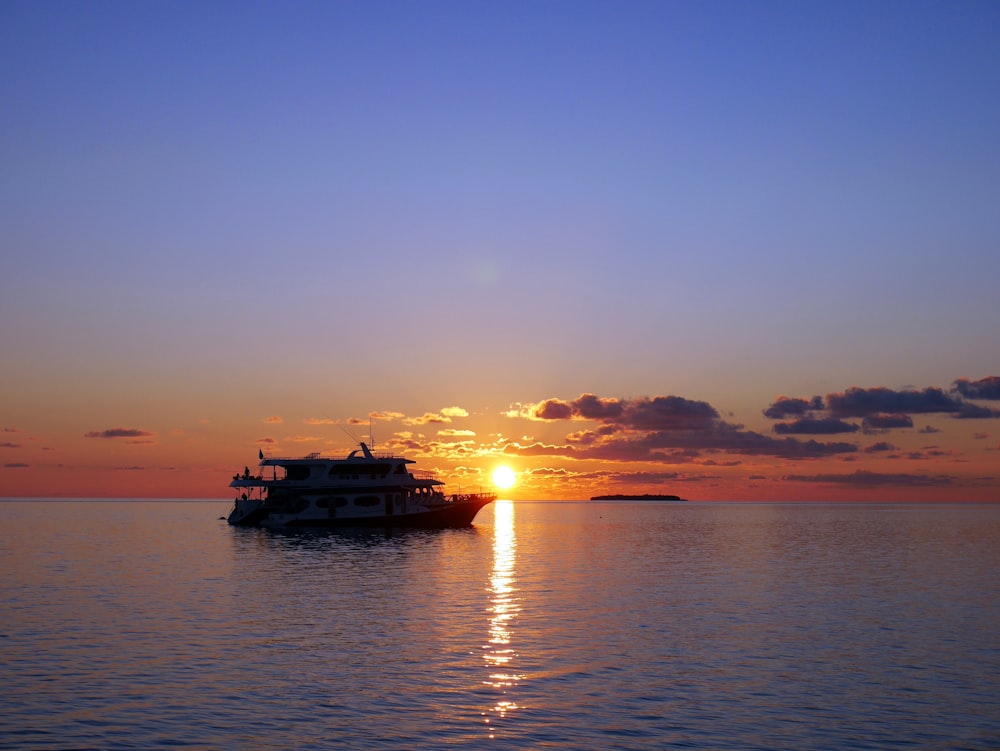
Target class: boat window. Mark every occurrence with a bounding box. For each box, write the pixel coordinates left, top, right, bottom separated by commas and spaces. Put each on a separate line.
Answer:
334, 498, 348, 508
329, 463, 390, 478
316, 498, 329, 508
354, 496, 380, 507
284, 465, 311, 481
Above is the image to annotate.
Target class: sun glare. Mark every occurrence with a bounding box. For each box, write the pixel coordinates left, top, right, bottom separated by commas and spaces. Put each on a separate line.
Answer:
492, 465, 517, 490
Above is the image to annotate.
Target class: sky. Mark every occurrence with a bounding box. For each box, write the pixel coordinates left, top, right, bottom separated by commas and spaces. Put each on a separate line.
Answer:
2, 0, 999, 501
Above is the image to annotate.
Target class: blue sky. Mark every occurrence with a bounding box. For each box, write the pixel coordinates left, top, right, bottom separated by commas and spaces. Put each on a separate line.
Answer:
2, 1, 998, 499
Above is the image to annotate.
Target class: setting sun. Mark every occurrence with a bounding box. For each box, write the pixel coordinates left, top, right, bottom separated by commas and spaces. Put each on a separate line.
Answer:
492, 465, 517, 490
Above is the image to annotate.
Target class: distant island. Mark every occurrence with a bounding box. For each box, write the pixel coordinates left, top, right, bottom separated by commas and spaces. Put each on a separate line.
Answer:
590, 494, 686, 501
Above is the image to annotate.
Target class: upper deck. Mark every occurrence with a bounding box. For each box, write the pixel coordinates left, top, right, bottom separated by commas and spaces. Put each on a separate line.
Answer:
230, 443, 441, 489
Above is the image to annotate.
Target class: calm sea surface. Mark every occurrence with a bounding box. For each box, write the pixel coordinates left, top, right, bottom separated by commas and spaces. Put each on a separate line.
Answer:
1, 500, 998, 750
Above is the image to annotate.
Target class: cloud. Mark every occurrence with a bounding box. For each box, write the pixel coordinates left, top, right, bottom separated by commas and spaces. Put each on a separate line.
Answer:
862, 413, 914, 432
528, 395, 628, 421
621, 396, 719, 431
405, 413, 450, 425
404, 407, 470, 425
642, 430, 856, 459
506, 378, 1000, 476
511, 392, 860, 462
532, 398, 575, 420
826, 387, 964, 418
774, 417, 859, 435
766, 379, 1000, 433
4, 462, 29, 468
84, 428, 154, 439
863, 441, 898, 453
264, 416, 283, 424
505, 427, 855, 463
438, 429, 475, 437
573, 394, 626, 420
918, 425, 941, 434
784, 470, 955, 487
763, 396, 824, 419
1, 442, 22, 448
527, 393, 719, 431
953, 376, 1000, 400
304, 418, 337, 425
954, 403, 1000, 419
369, 411, 405, 422
504, 441, 577, 458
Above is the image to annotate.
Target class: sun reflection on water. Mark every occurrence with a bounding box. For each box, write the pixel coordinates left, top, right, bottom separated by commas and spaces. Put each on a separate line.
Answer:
482, 500, 522, 735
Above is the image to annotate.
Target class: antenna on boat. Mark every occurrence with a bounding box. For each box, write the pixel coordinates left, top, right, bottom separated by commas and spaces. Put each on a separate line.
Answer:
338, 422, 365, 453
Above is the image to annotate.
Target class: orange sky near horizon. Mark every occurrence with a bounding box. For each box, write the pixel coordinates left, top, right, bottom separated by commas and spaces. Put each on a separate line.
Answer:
3, 382, 999, 502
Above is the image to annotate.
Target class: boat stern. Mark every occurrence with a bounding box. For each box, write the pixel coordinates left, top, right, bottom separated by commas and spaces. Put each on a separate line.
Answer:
228, 497, 266, 526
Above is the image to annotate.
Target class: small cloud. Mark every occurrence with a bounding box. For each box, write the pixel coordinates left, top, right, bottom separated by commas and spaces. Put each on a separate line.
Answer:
264, 416, 283, 424
566, 429, 601, 446
115, 466, 145, 471
84, 428, 154, 439
954, 403, 1000, 419
438, 429, 475, 437
4, 462, 29, 468
918, 425, 941, 434
862, 413, 914, 432
863, 441, 897, 453
404, 412, 455, 426
256, 437, 276, 444
1, 442, 21, 448
369, 411, 405, 422
972, 432, 989, 440
773, 417, 859, 435
440, 406, 469, 418
763, 396, 824, 419
304, 418, 337, 425
785, 470, 955, 487
527, 466, 573, 478
530, 398, 575, 421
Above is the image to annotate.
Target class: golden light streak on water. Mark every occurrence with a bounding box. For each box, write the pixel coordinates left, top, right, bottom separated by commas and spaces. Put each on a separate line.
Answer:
483, 500, 522, 732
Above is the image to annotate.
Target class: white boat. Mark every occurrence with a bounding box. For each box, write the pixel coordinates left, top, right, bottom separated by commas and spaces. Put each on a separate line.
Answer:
227, 443, 495, 528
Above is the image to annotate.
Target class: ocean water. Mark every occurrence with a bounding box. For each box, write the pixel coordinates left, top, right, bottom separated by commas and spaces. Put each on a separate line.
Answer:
1, 500, 998, 750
